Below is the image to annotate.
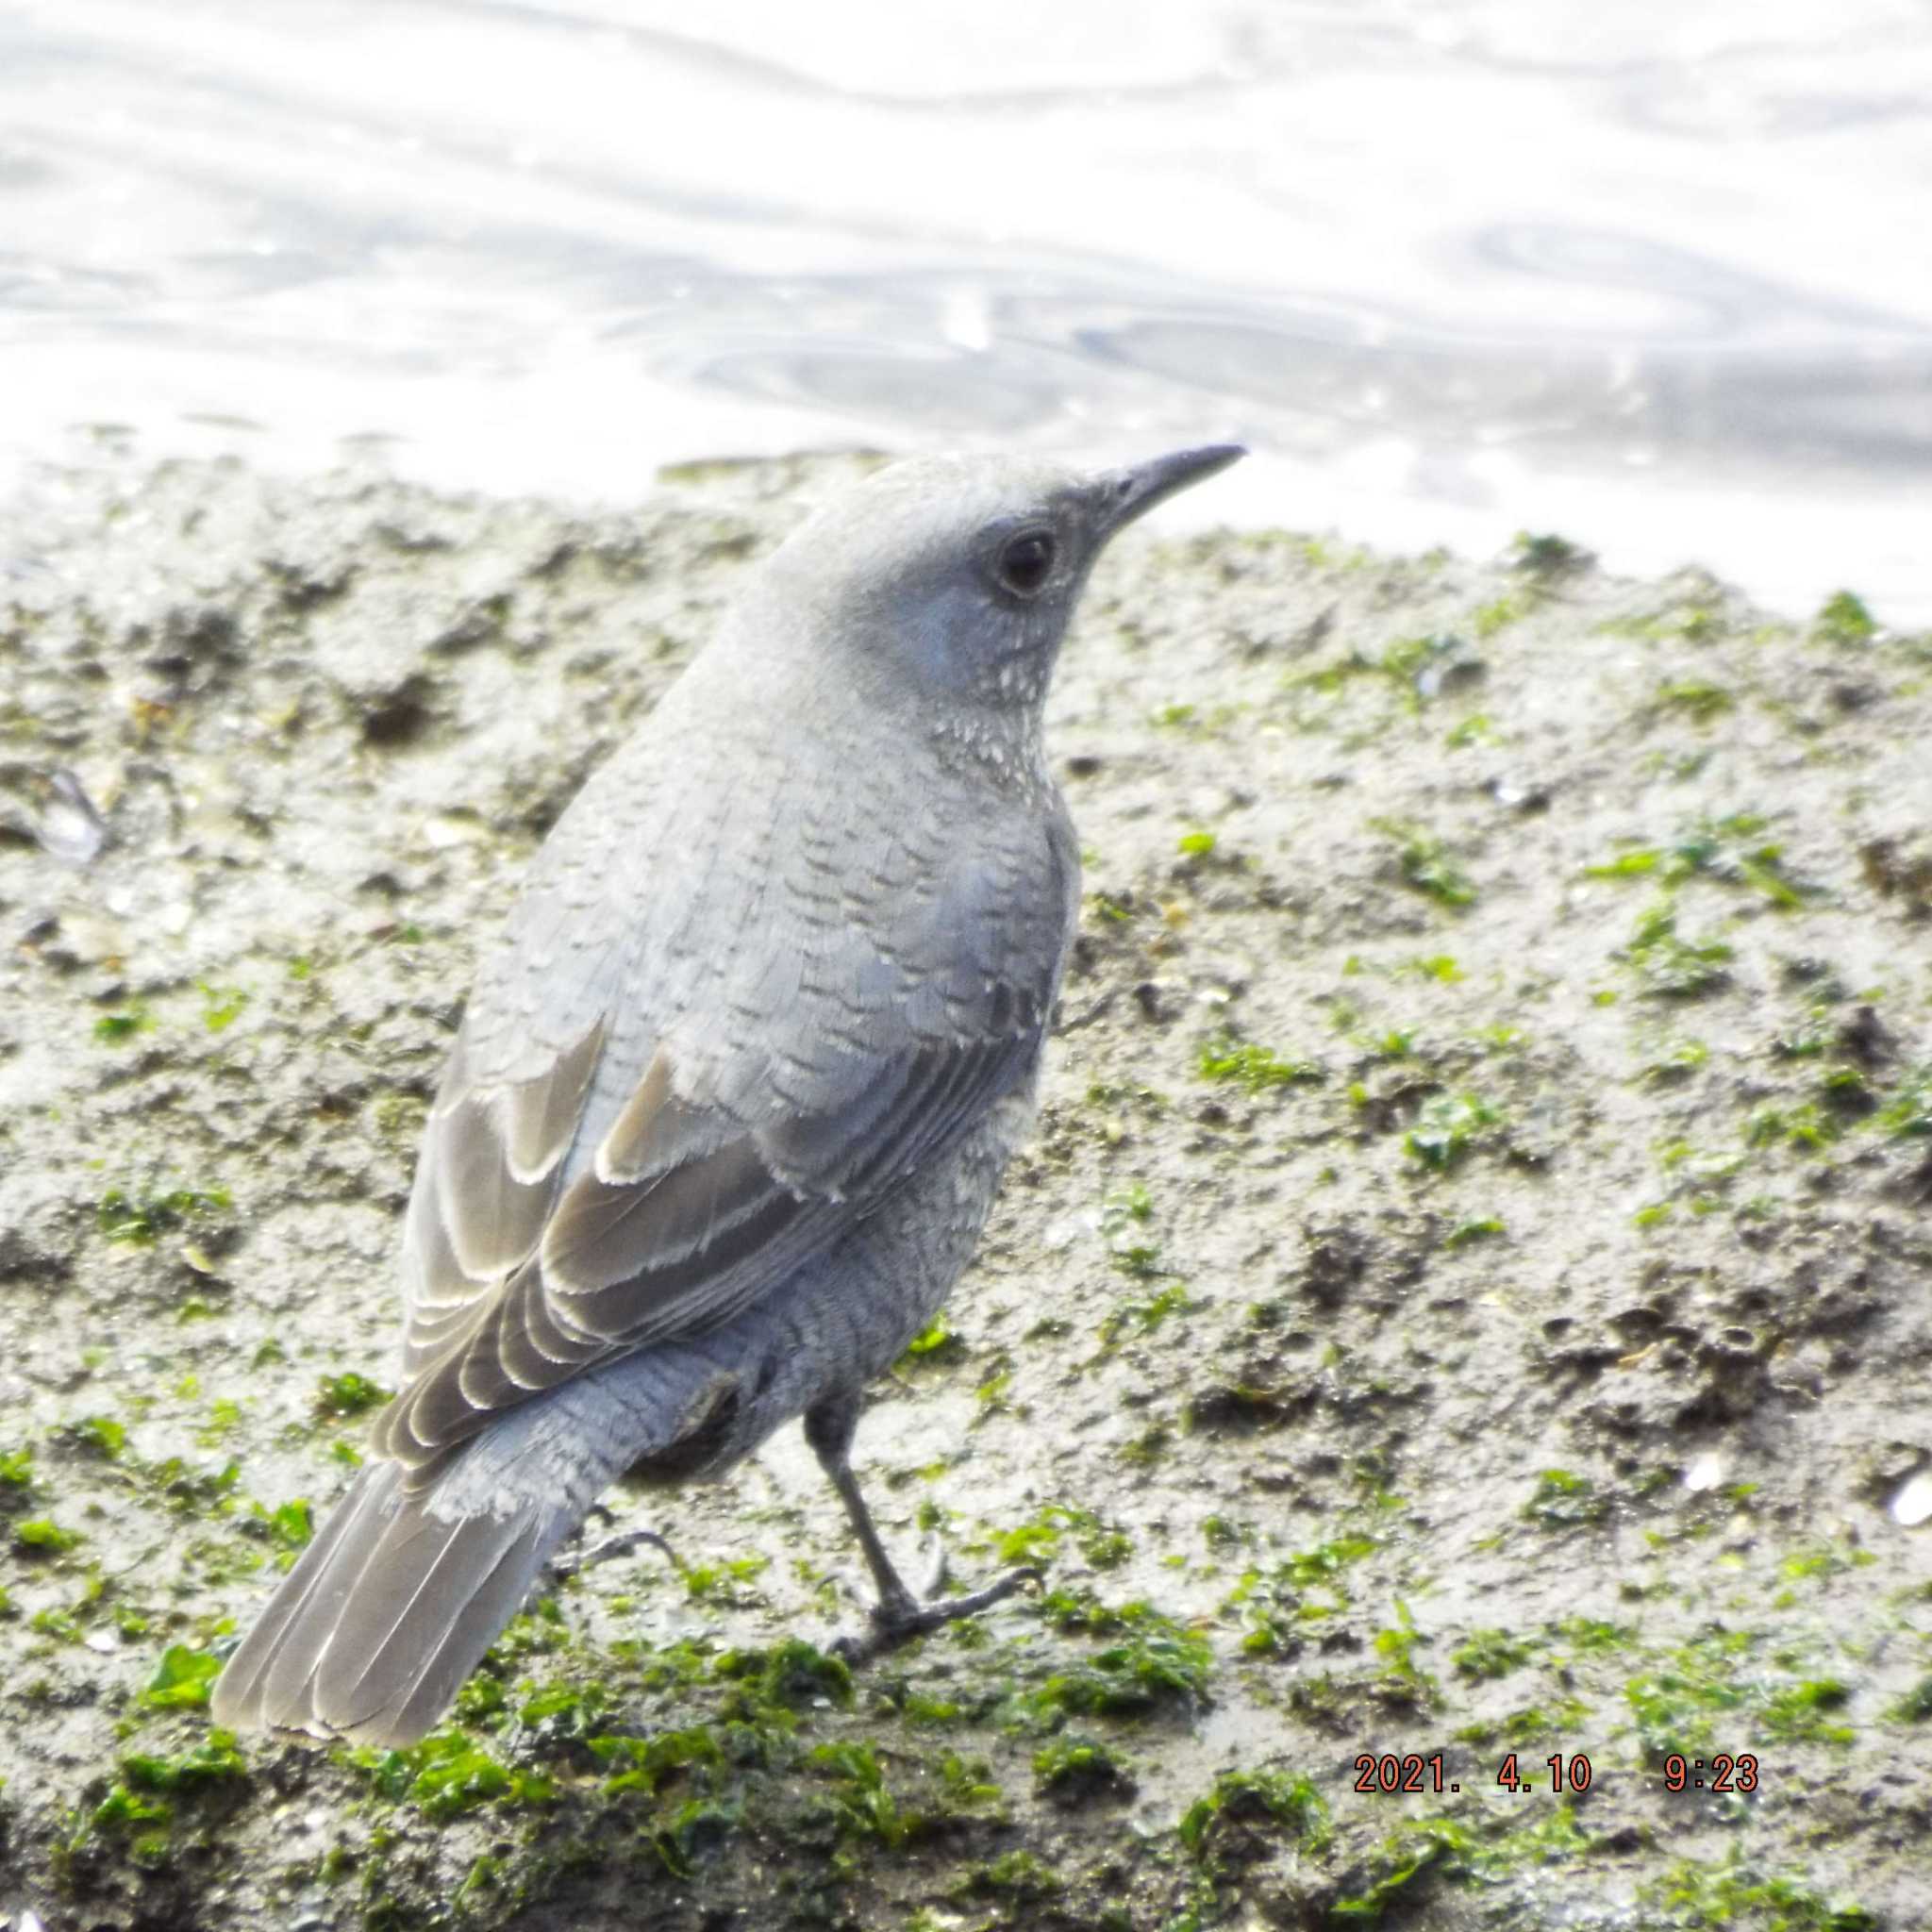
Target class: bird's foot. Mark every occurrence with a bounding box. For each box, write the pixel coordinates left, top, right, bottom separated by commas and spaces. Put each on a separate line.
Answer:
828, 1563, 1042, 1666
550, 1525, 681, 1585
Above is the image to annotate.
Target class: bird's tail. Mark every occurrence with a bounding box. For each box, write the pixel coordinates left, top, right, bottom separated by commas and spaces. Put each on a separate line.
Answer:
210, 1457, 572, 1748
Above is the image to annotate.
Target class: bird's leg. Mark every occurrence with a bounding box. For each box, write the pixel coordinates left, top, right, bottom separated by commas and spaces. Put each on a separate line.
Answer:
804, 1391, 1040, 1663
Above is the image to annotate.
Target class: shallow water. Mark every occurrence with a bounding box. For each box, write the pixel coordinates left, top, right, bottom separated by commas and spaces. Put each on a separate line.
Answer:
3, 0, 1929, 618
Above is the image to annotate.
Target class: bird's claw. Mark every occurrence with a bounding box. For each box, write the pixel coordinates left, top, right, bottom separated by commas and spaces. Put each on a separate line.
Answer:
551, 1526, 681, 1584
827, 1564, 1043, 1666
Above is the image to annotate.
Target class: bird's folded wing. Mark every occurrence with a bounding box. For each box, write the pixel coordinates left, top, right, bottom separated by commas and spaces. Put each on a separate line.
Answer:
375, 979, 1045, 1479
371, 741, 1079, 1481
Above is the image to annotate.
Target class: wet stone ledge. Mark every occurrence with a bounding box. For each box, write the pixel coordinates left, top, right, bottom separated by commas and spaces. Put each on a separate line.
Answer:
0, 455, 1928, 1932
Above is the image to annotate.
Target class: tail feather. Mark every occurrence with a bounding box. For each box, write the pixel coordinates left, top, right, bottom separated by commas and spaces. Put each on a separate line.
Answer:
211, 1459, 570, 1747
208, 1459, 377, 1721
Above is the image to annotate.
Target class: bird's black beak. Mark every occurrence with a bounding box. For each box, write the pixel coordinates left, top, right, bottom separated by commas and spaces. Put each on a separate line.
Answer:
1095, 443, 1246, 535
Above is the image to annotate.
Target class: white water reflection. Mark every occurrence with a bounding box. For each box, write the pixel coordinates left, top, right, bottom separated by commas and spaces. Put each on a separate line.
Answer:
2, 0, 1928, 617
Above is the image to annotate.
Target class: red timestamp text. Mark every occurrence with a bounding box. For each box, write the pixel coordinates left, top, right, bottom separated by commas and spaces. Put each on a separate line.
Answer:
1354, 1752, 1595, 1796
1355, 1753, 1454, 1793
1663, 1752, 1758, 1792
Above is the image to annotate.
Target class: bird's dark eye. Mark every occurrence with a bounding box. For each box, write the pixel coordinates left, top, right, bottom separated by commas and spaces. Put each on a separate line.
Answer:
996, 529, 1056, 596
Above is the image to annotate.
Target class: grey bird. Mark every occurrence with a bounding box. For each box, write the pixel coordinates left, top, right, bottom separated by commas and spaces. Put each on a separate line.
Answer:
211, 443, 1244, 1747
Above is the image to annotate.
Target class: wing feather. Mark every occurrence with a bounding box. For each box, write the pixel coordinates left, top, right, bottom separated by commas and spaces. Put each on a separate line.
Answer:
502, 1020, 607, 1183
546, 1138, 791, 1295
374, 774, 1080, 1486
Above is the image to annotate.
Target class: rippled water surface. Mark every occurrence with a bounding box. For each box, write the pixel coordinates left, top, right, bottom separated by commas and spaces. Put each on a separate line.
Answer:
4, 0, 1929, 616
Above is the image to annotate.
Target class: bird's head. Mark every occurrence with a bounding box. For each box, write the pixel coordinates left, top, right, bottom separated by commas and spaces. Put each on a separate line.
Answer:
742, 445, 1245, 723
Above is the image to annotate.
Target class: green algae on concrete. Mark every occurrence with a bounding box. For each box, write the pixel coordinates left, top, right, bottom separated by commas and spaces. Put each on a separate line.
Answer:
1, 453, 1929, 1931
